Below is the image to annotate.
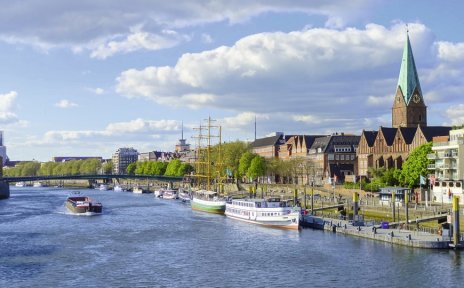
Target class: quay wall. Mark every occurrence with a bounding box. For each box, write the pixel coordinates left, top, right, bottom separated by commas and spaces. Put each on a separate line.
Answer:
319, 217, 452, 249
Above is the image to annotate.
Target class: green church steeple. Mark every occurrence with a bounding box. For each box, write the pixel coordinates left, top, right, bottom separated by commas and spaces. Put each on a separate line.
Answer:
396, 33, 422, 105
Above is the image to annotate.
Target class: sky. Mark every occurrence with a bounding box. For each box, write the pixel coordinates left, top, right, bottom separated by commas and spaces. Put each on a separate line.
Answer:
1, 0, 464, 162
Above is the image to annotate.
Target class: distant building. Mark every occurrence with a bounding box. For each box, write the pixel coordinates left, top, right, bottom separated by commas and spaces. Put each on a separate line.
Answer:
175, 122, 191, 152
138, 151, 179, 162
112, 147, 138, 174
52, 156, 102, 163
249, 133, 285, 158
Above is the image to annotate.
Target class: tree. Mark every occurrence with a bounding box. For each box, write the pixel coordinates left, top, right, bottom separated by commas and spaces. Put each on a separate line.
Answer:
396, 142, 432, 188
165, 159, 182, 176
222, 141, 248, 180
126, 162, 137, 175
238, 151, 255, 179
102, 161, 113, 174
247, 156, 266, 180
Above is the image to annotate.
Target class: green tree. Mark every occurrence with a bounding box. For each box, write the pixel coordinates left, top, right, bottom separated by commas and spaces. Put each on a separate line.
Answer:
102, 161, 113, 174
151, 161, 168, 175
222, 141, 248, 180
126, 162, 137, 175
165, 159, 181, 176
396, 142, 432, 188
238, 151, 255, 179
247, 156, 266, 180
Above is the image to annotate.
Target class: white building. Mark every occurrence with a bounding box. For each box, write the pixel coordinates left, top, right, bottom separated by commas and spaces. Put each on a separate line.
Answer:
112, 147, 138, 174
428, 128, 464, 204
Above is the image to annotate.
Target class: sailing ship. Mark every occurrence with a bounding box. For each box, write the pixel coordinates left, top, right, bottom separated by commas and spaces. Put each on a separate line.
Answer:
190, 117, 227, 214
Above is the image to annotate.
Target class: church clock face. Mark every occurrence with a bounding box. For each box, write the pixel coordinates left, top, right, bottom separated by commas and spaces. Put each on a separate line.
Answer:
412, 93, 420, 103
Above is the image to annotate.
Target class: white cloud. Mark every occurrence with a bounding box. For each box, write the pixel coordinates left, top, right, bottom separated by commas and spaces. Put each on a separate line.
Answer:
94, 88, 105, 95
55, 99, 78, 108
42, 118, 179, 143
90, 30, 191, 59
445, 105, 464, 125
367, 94, 393, 106
0, 1, 376, 58
0, 91, 19, 123
436, 41, 464, 62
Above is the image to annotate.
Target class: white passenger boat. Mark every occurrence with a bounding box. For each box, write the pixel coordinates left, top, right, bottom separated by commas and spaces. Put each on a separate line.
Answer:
162, 189, 178, 200
225, 198, 301, 230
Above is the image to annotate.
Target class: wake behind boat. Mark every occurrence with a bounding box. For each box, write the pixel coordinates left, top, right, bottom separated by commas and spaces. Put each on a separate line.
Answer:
225, 197, 301, 230
65, 194, 103, 215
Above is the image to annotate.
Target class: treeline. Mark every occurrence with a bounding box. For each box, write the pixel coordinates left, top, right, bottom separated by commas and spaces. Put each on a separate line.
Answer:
126, 159, 193, 177
3, 158, 111, 177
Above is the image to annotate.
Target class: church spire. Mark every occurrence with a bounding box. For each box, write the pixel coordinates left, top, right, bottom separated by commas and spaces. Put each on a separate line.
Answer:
396, 32, 422, 105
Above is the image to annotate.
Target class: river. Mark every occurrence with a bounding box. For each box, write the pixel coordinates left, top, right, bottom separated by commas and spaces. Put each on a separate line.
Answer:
0, 187, 463, 288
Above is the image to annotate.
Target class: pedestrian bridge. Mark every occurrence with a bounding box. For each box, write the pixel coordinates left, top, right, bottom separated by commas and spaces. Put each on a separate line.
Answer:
1, 174, 184, 183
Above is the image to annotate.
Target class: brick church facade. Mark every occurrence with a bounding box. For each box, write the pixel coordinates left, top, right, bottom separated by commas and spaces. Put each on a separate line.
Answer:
357, 33, 450, 177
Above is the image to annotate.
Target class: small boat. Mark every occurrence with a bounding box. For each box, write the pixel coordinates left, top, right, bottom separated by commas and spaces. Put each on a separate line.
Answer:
99, 184, 109, 191
178, 189, 191, 202
15, 182, 25, 187
162, 189, 178, 200
33, 182, 43, 187
225, 197, 301, 230
154, 188, 164, 198
113, 185, 124, 192
65, 194, 103, 215
132, 186, 144, 194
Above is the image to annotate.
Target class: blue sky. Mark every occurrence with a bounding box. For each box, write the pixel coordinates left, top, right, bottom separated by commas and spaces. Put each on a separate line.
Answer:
1, 0, 464, 161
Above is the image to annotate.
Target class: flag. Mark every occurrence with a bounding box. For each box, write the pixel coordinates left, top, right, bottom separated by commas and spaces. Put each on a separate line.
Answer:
419, 175, 426, 185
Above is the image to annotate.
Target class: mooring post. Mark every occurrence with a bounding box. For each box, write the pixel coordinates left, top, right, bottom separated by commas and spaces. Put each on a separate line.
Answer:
392, 192, 396, 223
294, 188, 298, 206
353, 192, 359, 220
405, 191, 409, 229
311, 183, 314, 215
453, 195, 460, 247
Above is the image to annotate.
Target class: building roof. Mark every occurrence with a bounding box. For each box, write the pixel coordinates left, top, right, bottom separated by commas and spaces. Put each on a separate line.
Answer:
380, 127, 397, 146
250, 135, 284, 148
397, 33, 422, 105
399, 127, 417, 144
362, 130, 378, 147
420, 126, 452, 141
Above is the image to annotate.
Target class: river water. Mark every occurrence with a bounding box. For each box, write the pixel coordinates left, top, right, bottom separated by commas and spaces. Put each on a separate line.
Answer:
1, 187, 463, 288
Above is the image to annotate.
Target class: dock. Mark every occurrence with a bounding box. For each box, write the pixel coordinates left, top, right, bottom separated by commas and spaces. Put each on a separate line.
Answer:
302, 215, 457, 249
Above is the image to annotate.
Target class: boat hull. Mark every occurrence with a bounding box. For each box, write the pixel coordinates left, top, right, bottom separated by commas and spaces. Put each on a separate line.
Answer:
225, 211, 300, 230
65, 197, 103, 215
191, 197, 226, 214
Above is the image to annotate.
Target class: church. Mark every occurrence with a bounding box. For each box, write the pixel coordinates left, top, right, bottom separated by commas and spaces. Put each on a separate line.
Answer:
357, 33, 451, 178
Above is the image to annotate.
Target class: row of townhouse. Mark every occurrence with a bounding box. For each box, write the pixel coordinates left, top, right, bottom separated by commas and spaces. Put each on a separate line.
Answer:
250, 133, 360, 185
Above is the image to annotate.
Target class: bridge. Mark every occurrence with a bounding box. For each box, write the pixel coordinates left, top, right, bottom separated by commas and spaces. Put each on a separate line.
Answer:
1, 174, 184, 183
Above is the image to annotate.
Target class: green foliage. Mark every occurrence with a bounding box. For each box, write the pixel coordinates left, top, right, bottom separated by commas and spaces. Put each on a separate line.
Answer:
126, 162, 137, 175
102, 161, 113, 175
247, 156, 266, 179
165, 159, 182, 176
238, 151, 255, 177
222, 141, 248, 179
396, 142, 432, 188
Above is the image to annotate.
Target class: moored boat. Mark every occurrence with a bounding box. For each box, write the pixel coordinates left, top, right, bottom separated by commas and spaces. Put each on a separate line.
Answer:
191, 190, 226, 214
178, 189, 191, 202
154, 188, 164, 198
33, 182, 43, 187
65, 195, 103, 215
225, 197, 301, 230
162, 189, 178, 199
132, 186, 144, 194
15, 182, 25, 187
99, 184, 109, 191
113, 185, 124, 192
